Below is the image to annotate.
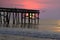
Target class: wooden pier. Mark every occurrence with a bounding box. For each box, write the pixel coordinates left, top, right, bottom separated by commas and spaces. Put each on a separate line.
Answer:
0, 7, 40, 25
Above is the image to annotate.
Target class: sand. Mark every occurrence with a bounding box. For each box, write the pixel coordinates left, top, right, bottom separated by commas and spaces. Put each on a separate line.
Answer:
0, 34, 56, 40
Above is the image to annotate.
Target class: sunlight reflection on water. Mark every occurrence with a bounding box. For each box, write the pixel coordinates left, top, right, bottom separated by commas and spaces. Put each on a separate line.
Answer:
0, 23, 60, 33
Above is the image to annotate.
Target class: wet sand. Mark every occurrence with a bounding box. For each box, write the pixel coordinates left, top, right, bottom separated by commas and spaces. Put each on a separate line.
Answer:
0, 34, 56, 40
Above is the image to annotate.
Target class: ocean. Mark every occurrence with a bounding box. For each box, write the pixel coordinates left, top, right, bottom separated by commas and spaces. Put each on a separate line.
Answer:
0, 19, 60, 40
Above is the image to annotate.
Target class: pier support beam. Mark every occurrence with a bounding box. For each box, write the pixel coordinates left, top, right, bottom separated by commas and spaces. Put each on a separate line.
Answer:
0, 12, 2, 24
17, 13, 19, 24
13, 13, 15, 24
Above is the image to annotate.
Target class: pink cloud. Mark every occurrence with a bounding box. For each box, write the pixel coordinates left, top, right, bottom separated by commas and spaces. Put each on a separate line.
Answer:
0, 0, 47, 9
20, 0, 46, 9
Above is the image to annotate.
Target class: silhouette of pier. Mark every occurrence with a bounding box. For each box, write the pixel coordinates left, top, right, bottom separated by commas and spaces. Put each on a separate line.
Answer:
0, 7, 40, 25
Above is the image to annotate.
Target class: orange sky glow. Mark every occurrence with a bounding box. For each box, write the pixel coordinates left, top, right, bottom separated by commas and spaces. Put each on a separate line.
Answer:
20, 0, 45, 9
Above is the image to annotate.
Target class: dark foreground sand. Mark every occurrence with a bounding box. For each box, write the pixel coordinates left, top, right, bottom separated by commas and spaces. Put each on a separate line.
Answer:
0, 34, 56, 40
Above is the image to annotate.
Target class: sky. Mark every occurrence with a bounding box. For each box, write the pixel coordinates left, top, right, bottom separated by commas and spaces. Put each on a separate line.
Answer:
0, 0, 60, 19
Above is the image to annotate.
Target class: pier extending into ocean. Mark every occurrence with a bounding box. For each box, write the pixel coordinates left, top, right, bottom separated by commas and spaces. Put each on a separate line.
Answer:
0, 7, 60, 40
0, 7, 40, 24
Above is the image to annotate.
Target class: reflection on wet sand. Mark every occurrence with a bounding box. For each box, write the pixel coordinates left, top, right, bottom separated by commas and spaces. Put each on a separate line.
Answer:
0, 23, 39, 29
52, 26, 60, 32
1, 19, 60, 33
